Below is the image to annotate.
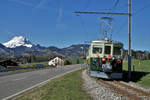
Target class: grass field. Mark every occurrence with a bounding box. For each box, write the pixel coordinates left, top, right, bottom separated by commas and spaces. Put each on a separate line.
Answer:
123, 60, 150, 87
15, 70, 90, 100
13, 60, 150, 100
1, 59, 84, 77
0, 62, 50, 77
19, 61, 48, 68
20, 58, 85, 68
70, 58, 86, 64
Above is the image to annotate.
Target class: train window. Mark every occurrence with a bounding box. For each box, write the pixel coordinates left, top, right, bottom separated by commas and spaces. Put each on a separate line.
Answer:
93, 45, 102, 54
105, 46, 111, 54
113, 47, 121, 55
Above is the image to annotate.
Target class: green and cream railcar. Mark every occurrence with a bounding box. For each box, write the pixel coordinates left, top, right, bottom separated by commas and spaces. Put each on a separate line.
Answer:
87, 39, 123, 79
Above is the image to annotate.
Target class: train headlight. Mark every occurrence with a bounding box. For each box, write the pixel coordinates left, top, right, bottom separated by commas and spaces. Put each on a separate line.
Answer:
117, 59, 121, 63
102, 58, 106, 62
112, 57, 115, 60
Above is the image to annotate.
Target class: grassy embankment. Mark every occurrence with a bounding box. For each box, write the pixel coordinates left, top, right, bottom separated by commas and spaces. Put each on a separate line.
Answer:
123, 60, 150, 87
20, 58, 85, 68
15, 70, 90, 100
13, 60, 150, 100
19, 61, 48, 68
0, 58, 85, 76
70, 58, 86, 64
19, 57, 86, 68
0, 62, 49, 76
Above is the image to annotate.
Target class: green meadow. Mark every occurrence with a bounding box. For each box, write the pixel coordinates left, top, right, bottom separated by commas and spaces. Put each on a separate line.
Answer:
123, 60, 150, 87
15, 70, 90, 100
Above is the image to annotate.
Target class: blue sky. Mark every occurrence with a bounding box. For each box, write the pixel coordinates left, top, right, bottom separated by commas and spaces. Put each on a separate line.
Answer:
0, 0, 150, 51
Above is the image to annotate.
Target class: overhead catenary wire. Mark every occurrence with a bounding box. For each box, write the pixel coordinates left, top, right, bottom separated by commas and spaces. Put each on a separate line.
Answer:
112, 0, 120, 10
114, 1, 150, 35
81, 0, 93, 43
77, 0, 150, 41
133, 2, 150, 16
83, 0, 90, 11
107, 0, 120, 38
78, 15, 89, 40
115, 20, 128, 35
76, 0, 129, 41
78, 15, 93, 44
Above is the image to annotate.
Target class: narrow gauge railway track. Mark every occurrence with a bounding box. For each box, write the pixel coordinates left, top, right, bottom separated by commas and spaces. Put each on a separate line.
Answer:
113, 81, 150, 98
95, 78, 150, 100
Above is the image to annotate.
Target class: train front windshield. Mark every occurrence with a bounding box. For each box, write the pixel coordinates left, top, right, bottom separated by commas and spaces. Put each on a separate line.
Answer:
105, 46, 111, 54
93, 45, 103, 54
113, 47, 122, 55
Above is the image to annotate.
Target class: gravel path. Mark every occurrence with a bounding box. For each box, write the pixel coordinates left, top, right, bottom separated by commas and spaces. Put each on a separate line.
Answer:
82, 70, 129, 100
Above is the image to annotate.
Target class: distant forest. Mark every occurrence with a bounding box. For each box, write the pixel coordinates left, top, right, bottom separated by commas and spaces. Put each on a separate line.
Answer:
123, 50, 150, 60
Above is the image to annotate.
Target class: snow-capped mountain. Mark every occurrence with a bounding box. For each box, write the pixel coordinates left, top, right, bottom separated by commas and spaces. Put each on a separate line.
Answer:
3, 36, 33, 48
0, 36, 89, 58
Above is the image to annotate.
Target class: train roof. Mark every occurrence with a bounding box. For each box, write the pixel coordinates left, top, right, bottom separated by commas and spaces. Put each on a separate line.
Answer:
92, 38, 123, 45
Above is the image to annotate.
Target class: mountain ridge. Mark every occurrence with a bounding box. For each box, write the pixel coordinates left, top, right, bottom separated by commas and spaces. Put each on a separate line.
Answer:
0, 36, 89, 58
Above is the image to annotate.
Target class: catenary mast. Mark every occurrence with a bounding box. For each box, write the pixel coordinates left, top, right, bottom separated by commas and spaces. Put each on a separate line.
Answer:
74, 0, 132, 80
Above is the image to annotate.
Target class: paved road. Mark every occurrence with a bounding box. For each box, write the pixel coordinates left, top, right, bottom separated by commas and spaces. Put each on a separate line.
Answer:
0, 64, 84, 100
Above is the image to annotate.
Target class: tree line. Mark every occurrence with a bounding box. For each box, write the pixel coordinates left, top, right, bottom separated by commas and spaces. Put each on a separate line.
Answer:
0, 49, 150, 64
123, 50, 150, 60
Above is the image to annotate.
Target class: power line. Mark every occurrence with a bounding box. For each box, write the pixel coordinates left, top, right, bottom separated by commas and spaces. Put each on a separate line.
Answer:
133, 2, 150, 15
83, 0, 90, 11
78, 15, 95, 44
115, 20, 128, 35
114, 1, 150, 35
112, 0, 120, 9
78, 15, 88, 39
74, 0, 132, 80
108, 0, 120, 27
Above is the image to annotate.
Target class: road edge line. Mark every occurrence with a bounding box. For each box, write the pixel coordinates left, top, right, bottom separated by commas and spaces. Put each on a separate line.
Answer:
3, 67, 82, 100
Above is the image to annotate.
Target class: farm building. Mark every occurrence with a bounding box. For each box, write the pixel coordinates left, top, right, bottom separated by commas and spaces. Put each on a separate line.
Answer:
0, 59, 18, 68
48, 56, 65, 67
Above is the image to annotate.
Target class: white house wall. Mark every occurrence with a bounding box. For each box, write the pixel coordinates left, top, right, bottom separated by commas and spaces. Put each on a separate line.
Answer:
48, 57, 64, 67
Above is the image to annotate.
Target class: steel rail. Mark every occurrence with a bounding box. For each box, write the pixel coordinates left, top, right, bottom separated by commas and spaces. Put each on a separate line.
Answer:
97, 79, 142, 100
113, 81, 150, 98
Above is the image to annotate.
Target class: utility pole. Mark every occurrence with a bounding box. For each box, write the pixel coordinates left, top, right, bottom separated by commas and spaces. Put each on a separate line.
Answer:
128, 0, 132, 80
74, 0, 132, 80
